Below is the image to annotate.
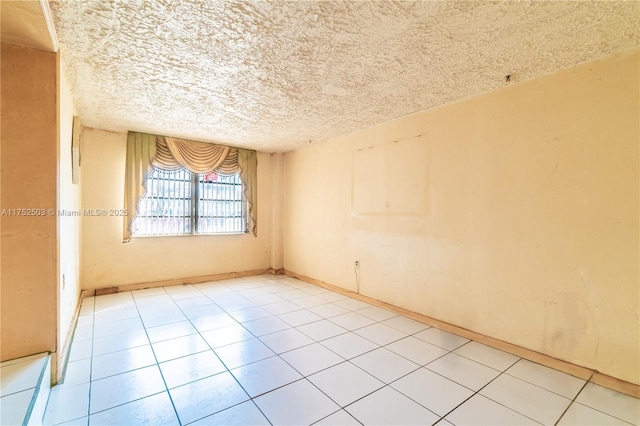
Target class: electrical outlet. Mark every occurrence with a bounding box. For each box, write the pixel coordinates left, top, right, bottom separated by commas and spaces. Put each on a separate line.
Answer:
354, 260, 360, 268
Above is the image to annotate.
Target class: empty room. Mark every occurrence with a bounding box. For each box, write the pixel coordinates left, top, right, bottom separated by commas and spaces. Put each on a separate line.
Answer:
1, 0, 639, 425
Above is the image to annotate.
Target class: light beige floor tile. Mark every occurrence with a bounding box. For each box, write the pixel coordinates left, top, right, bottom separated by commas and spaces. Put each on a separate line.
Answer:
558, 402, 631, 425
159, 350, 226, 389
152, 334, 209, 362
189, 401, 269, 425
88, 392, 179, 426
480, 373, 572, 424
280, 343, 345, 376
392, 368, 473, 416
346, 386, 439, 425
259, 328, 314, 354
91, 345, 156, 380
254, 379, 339, 425
351, 347, 419, 384
446, 394, 538, 425
576, 383, 640, 425
170, 372, 249, 425
414, 327, 469, 350
89, 366, 165, 414
506, 359, 586, 399
354, 323, 407, 346
381, 316, 430, 334
427, 352, 500, 391
321, 332, 378, 359
308, 362, 383, 406
386, 336, 448, 365
231, 356, 302, 397
454, 341, 520, 371
214, 338, 275, 370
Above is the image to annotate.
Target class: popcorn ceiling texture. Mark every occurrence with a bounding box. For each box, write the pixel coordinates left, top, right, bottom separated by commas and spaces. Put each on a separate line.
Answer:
52, 1, 639, 152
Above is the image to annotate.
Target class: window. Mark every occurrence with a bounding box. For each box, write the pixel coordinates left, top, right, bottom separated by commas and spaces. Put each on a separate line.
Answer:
132, 167, 247, 236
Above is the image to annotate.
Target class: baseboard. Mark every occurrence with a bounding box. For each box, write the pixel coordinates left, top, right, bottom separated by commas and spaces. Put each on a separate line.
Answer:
284, 269, 640, 398
55, 290, 86, 384
84, 268, 272, 296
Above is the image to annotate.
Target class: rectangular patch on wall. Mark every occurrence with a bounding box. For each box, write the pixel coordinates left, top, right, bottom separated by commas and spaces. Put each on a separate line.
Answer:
352, 135, 429, 216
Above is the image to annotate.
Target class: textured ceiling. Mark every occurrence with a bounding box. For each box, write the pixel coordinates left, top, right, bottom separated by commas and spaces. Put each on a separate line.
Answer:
52, 1, 639, 152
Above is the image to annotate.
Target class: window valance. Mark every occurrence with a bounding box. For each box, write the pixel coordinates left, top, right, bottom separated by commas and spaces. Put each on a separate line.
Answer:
123, 132, 257, 242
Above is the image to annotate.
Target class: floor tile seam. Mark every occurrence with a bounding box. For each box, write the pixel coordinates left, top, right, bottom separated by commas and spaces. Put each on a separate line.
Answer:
129, 293, 180, 425
309, 407, 363, 426
343, 356, 423, 388
92, 315, 141, 324
84, 296, 96, 422
47, 412, 88, 426
0, 386, 38, 400
352, 329, 410, 347
451, 342, 521, 374
316, 334, 381, 361
275, 346, 347, 380
386, 348, 509, 420
413, 341, 523, 398
305, 371, 387, 415
165, 290, 264, 407
90, 359, 163, 382
555, 372, 636, 426
244, 376, 307, 400
269, 316, 327, 330
85, 389, 167, 419
384, 346, 461, 389
558, 400, 636, 426
502, 369, 587, 401
165, 285, 209, 301
260, 333, 321, 355
342, 382, 441, 422
91, 340, 150, 358
180, 397, 266, 426
470, 368, 556, 425
291, 328, 352, 347
253, 375, 346, 422
47, 297, 95, 425
436, 364, 542, 425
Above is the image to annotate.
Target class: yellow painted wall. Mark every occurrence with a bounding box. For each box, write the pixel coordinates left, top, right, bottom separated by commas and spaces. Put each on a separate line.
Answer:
80, 128, 274, 289
57, 55, 81, 372
0, 42, 58, 361
282, 49, 639, 384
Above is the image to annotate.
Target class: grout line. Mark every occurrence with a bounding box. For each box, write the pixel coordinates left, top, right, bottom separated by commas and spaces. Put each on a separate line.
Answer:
130, 286, 183, 425
56, 275, 635, 426
556, 374, 635, 426
554, 372, 594, 426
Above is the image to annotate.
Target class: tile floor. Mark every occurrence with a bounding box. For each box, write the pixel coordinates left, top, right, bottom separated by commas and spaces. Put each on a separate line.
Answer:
43, 274, 640, 425
1, 353, 50, 425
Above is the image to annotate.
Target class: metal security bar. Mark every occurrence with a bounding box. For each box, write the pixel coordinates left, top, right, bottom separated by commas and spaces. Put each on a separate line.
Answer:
197, 171, 246, 234
134, 168, 193, 236
132, 168, 247, 237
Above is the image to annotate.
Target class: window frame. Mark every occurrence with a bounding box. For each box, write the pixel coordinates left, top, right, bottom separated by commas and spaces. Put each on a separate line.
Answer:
132, 167, 248, 237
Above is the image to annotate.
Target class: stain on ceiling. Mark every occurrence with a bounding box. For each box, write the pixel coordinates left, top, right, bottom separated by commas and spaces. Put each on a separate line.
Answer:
52, 0, 639, 152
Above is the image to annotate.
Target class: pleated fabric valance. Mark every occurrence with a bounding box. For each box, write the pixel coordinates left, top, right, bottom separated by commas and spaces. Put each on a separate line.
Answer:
123, 132, 257, 242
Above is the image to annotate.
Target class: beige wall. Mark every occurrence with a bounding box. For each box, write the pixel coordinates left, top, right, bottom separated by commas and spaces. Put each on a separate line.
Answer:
282, 49, 639, 384
57, 56, 81, 371
0, 42, 58, 361
80, 128, 275, 289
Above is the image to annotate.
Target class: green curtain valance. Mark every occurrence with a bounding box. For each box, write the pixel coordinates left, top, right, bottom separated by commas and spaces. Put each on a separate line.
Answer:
123, 132, 257, 242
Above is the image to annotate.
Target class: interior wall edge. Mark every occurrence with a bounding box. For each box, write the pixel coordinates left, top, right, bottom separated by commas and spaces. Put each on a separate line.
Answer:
54, 289, 84, 385
283, 269, 640, 398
